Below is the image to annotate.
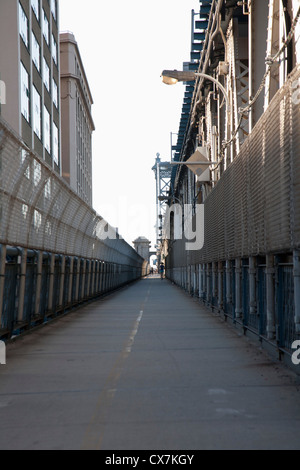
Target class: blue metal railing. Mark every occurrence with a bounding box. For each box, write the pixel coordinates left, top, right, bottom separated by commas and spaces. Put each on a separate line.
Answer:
1, 246, 143, 340
166, 254, 298, 358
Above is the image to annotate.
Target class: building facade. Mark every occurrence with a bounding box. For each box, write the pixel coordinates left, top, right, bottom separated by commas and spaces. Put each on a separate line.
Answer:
0, 0, 61, 173
60, 32, 95, 207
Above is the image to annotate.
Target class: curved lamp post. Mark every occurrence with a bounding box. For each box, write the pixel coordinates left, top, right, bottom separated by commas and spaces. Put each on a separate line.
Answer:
161, 69, 230, 115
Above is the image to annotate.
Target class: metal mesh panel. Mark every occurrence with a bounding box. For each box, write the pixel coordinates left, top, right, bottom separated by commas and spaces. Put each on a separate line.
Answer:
169, 65, 300, 267
0, 118, 143, 268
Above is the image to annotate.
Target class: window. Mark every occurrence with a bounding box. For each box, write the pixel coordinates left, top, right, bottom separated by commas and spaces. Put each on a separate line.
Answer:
33, 160, 41, 186
52, 78, 58, 108
22, 204, 28, 220
20, 62, 30, 122
53, 122, 59, 165
32, 86, 41, 139
19, 3, 28, 47
31, 0, 40, 21
45, 220, 52, 236
34, 209, 42, 230
32, 32, 40, 72
43, 58, 50, 91
21, 148, 30, 179
50, 0, 57, 21
52, 35, 57, 65
43, 106, 50, 153
44, 178, 51, 199
42, 10, 49, 45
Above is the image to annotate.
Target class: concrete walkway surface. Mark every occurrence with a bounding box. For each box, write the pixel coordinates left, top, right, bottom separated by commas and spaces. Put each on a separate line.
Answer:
0, 276, 300, 450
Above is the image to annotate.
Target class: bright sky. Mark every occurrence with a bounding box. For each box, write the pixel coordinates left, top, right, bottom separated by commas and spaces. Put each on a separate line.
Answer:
59, 0, 200, 249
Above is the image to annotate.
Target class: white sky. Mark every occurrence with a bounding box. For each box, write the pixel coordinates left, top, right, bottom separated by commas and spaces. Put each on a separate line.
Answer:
59, 0, 200, 249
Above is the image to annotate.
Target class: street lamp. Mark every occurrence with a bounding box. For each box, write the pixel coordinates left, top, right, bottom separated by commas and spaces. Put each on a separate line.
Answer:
161, 69, 230, 115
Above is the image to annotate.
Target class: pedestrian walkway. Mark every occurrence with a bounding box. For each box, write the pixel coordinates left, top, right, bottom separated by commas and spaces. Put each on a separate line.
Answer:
0, 276, 300, 450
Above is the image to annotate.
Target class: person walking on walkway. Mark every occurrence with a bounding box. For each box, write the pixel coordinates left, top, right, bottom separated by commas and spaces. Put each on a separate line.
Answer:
159, 263, 165, 279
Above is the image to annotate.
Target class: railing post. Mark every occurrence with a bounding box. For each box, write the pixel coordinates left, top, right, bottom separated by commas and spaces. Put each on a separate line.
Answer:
212, 262, 217, 303
81, 259, 86, 300
107, 264, 111, 291
34, 250, 43, 317
198, 264, 202, 299
235, 258, 242, 318
91, 260, 96, 296
202, 263, 207, 301
206, 263, 211, 305
75, 258, 80, 301
17, 248, 28, 323
0, 244, 7, 326
249, 256, 257, 315
95, 261, 100, 294
47, 253, 55, 314
103, 263, 107, 292
99, 262, 104, 293
113, 264, 117, 289
218, 261, 223, 311
293, 250, 300, 335
68, 257, 74, 304
58, 256, 66, 310
266, 254, 276, 339
226, 260, 232, 310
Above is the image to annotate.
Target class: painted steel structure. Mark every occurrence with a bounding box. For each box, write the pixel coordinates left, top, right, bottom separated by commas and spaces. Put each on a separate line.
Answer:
163, 0, 300, 360
152, 154, 172, 259
0, 117, 146, 339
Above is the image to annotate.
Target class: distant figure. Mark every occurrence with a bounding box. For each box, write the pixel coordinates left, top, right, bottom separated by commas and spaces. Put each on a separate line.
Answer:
159, 263, 165, 279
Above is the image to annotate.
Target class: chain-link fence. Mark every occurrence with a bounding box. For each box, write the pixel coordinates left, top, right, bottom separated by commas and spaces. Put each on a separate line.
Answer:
0, 117, 146, 339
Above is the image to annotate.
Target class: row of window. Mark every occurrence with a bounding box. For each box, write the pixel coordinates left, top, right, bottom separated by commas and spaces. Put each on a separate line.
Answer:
31, 0, 57, 23
21, 62, 59, 164
77, 167, 92, 205
31, 33, 58, 107
19, 3, 58, 66
32, 30, 58, 87
76, 97, 92, 168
